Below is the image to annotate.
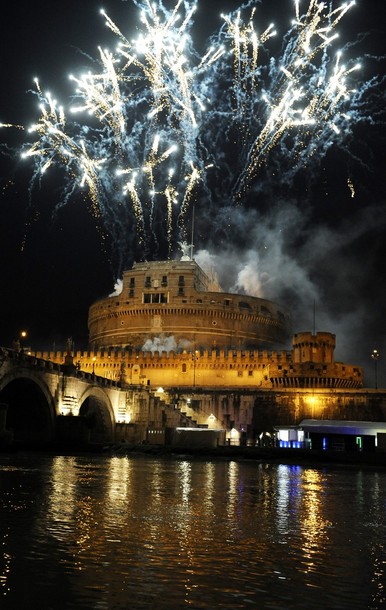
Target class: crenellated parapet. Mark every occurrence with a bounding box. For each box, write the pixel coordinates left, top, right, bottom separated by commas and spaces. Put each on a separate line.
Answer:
32, 336, 363, 390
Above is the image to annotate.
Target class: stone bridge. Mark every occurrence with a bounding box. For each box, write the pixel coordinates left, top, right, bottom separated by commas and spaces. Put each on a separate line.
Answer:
0, 348, 178, 448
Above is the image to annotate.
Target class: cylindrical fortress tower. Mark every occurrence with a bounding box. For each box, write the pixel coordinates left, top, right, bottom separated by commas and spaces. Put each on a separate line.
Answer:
88, 260, 291, 351
292, 331, 336, 364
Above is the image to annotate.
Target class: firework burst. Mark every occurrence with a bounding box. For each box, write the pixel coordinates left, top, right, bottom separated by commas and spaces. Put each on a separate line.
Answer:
5, 0, 382, 275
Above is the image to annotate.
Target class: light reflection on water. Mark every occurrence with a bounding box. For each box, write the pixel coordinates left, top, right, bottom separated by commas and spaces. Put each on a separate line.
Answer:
0, 453, 385, 610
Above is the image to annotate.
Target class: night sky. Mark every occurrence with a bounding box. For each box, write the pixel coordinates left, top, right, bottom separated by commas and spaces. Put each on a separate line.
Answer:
0, 0, 385, 387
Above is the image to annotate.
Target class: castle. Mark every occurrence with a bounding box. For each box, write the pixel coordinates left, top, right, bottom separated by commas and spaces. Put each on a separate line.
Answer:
1, 251, 383, 453
40, 258, 363, 391
88, 258, 290, 351
25, 258, 386, 446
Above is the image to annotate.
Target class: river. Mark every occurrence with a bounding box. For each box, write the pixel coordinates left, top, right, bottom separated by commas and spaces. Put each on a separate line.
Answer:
0, 452, 385, 609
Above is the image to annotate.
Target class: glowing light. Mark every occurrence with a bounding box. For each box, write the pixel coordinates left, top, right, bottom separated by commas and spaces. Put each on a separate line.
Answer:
347, 177, 355, 197
8, 0, 379, 273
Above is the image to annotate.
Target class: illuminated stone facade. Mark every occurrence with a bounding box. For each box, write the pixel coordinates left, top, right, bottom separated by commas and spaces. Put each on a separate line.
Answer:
0, 257, 372, 448
30, 259, 364, 445
19, 327, 365, 446
36, 331, 363, 390
85, 258, 362, 390
88, 260, 291, 351
0, 345, 380, 449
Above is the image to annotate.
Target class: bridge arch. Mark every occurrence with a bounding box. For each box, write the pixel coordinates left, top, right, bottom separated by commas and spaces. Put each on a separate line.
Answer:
78, 387, 115, 444
0, 369, 56, 445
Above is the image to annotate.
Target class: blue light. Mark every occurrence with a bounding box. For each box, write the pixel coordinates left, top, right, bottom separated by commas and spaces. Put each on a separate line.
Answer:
279, 440, 291, 448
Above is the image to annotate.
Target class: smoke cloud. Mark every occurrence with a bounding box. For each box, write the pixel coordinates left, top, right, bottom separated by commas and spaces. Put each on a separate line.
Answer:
141, 335, 193, 354
109, 279, 123, 297
195, 196, 386, 386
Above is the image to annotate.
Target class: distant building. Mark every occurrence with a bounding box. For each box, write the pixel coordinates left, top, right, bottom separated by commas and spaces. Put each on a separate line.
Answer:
275, 419, 386, 452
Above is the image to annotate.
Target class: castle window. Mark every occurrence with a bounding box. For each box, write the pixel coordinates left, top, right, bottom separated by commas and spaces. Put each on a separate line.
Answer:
143, 293, 168, 304
182, 363, 187, 373
145, 276, 151, 287
178, 275, 185, 286
178, 286, 184, 296
153, 293, 167, 304
129, 289, 134, 297
129, 277, 135, 287
161, 275, 168, 287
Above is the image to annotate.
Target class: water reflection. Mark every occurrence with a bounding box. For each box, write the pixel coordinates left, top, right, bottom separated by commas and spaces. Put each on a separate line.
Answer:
299, 469, 333, 574
106, 455, 132, 511
49, 456, 77, 528
0, 531, 11, 598
276, 464, 302, 535
0, 455, 385, 610
362, 473, 386, 610
226, 461, 239, 527
202, 462, 215, 516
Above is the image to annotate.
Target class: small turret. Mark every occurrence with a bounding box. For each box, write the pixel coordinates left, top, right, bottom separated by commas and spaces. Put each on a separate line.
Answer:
292, 331, 336, 365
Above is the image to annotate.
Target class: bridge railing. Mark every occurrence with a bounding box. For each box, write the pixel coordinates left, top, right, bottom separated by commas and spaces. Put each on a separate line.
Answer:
1, 348, 121, 388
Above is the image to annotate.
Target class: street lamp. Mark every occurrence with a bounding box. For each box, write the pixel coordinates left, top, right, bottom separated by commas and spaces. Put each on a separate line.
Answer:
193, 350, 199, 386
20, 330, 27, 352
371, 349, 380, 389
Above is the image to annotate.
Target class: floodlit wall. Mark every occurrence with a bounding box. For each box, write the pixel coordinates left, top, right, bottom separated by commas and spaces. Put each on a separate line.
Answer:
34, 348, 364, 389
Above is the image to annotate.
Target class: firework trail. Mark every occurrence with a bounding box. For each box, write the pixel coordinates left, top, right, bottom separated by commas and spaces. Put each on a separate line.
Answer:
206, 0, 365, 199
6, 0, 382, 275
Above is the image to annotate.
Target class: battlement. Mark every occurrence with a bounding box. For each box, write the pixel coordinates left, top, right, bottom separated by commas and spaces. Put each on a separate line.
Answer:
31, 342, 363, 390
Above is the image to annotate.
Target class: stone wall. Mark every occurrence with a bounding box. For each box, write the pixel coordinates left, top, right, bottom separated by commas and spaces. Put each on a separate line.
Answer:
34, 347, 363, 389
